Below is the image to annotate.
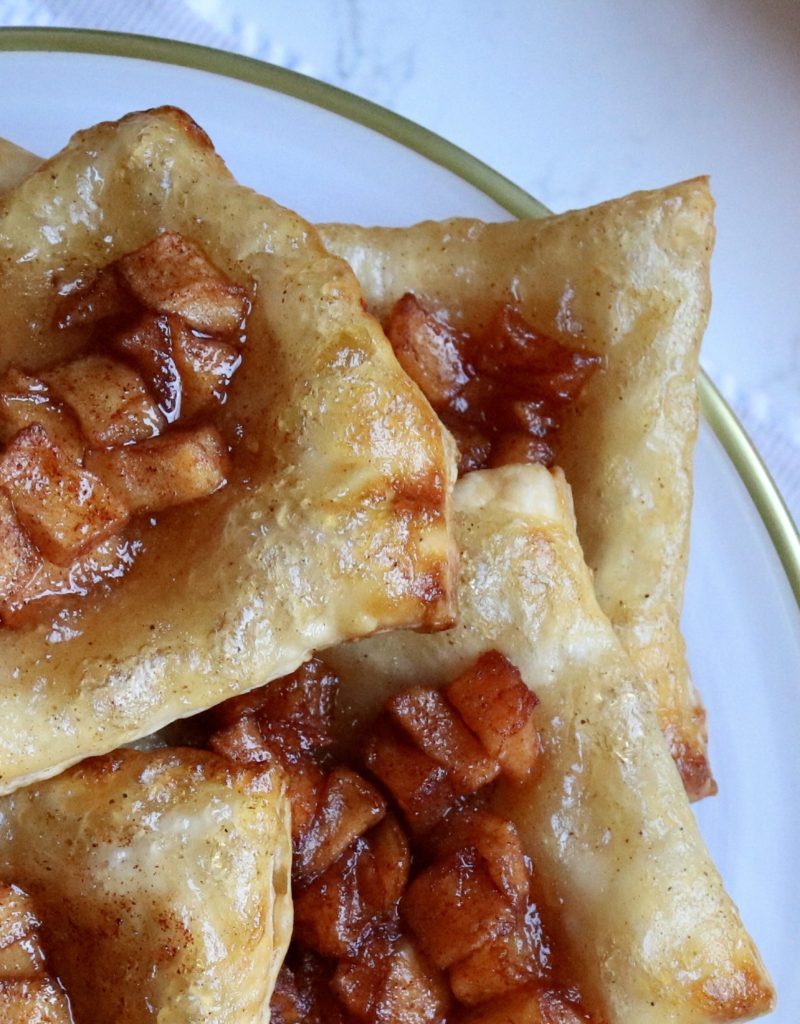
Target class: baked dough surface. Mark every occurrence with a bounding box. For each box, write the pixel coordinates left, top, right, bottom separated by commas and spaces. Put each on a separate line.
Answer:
321, 182, 715, 796
0, 747, 292, 1023
326, 465, 774, 1024
0, 108, 457, 794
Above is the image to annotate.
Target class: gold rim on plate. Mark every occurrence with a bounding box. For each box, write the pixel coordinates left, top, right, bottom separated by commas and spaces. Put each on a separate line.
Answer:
0, 25, 798, 608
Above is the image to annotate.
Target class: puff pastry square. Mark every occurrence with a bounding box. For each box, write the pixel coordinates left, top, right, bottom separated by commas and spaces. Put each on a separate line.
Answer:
321, 182, 716, 797
0, 108, 457, 794
0, 748, 292, 1023
326, 465, 774, 1024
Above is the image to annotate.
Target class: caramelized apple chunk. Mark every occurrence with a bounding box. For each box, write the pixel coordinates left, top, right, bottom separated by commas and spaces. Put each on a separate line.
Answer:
446, 651, 541, 784
457, 984, 590, 1024
118, 232, 249, 334
293, 837, 377, 958
295, 768, 387, 883
0, 369, 83, 460
388, 688, 500, 796
358, 814, 410, 912
402, 848, 515, 970
334, 931, 449, 1024
429, 808, 530, 908
0, 425, 128, 566
172, 323, 240, 418
364, 722, 455, 834
54, 265, 132, 329
0, 535, 141, 630
215, 658, 340, 756
111, 313, 182, 422
42, 354, 165, 447
448, 925, 540, 1006
475, 305, 602, 402
86, 426, 229, 515
386, 293, 468, 407
0, 494, 40, 607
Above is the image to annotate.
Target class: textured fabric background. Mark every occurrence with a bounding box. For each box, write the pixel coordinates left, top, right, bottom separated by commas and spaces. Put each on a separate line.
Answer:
1, 0, 798, 525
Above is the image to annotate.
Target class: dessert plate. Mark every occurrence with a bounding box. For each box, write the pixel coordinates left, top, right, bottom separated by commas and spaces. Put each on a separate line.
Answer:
0, 29, 797, 1019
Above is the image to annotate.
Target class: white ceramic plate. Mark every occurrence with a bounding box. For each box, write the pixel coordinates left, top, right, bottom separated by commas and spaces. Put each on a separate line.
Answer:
0, 32, 798, 1019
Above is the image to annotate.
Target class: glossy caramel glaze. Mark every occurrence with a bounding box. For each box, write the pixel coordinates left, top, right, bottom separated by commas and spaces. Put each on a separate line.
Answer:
325, 465, 774, 1024
0, 107, 457, 794
0, 748, 292, 1023
321, 181, 716, 798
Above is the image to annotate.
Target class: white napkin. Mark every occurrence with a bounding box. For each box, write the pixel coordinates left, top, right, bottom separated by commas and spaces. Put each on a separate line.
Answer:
2, 0, 798, 530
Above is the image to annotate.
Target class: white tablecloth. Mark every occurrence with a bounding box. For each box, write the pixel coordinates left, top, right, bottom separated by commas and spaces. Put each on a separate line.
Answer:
3, 0, 799, 524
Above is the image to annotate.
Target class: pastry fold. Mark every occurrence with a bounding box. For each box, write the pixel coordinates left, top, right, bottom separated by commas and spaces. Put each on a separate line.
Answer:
326, 465, 774, 1024
321, 182, 715, 796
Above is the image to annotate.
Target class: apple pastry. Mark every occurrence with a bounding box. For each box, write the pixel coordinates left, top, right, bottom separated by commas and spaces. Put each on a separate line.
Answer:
0, 112, 775, 1024
321, 182, 715, 797
209, 465, 773, 1024
0, 107, 457, 794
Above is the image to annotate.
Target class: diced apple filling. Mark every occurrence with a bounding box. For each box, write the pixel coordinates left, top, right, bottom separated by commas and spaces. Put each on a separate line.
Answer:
402, 850, 516, 970
0, 368, 84, 460
0, 535, 141, 629
111, 313, 182, 422
118, 232, 249, 334
86, 427, 229, 515
446, 651, 541, 784
172, 323, 240, 418
0, 425, 128, 566
386, 293, 468, 407
0, 493, 40, 606
43, 354, 165, 448
333, 933, 449, 1024
364, 722, 455, 834
54, 265, 132, 329
211, 655, 580, 1024
387, 688, 501, 795
295, 768, 387, 883
458, 984, 590, 1024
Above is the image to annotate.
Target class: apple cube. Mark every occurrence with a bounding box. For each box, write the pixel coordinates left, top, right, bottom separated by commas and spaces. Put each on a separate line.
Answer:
0, 424, 128, 565
43, 354, 165, 447
54, 265, 133, 329
0, 494, 41, 607
446, 651, 541, 784
402, 849, 515, 969
334, 933, 449, 1024
449, 925, 539, 1006
85, 426, 229, 515
293, 838, 375, 958
386, 293, 468, 407
0, 368, 83, 459
357, 814, 410, 912
388, 687, 500, 795
430, 808, 530, 909
0, 534, 137, 630
364, 721, 455, 834
215, 658, 340, 756
172, 323, 240, 418
118, 232, 248, 334
111, 313, 182, 422
295, 767, 386, 883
